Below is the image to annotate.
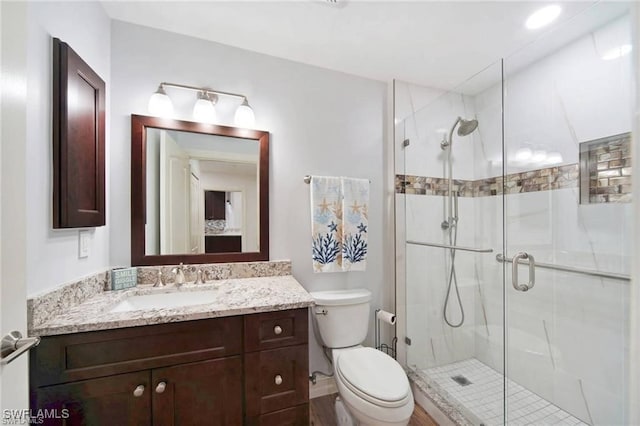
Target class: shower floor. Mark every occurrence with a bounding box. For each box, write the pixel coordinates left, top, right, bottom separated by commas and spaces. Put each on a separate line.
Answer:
422, 359, 587, 426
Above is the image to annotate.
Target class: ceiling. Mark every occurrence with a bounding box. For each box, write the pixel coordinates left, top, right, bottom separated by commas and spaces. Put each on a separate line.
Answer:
102, 1, 631, 91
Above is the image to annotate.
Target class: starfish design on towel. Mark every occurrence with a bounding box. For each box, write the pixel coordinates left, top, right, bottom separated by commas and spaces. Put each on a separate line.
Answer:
328, 221, 338, 232
318, 198, 330, 214
350, 201, 361, 214
357, 223, 367, 233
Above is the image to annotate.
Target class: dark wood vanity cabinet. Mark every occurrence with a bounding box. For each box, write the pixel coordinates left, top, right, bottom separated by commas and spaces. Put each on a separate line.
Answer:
205, 235, 242, 253
30, 309, 309, 426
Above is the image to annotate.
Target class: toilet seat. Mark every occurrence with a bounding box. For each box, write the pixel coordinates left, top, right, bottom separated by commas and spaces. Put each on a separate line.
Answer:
336, 347, 411, 408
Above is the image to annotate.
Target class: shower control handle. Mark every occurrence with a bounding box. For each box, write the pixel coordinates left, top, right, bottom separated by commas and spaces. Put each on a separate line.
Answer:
512, 252, 535, 292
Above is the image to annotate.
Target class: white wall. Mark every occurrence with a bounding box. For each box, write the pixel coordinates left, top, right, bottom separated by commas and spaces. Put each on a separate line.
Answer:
25, 1, 111, 295
0, 0, 29, 412
109, 20, 388, 374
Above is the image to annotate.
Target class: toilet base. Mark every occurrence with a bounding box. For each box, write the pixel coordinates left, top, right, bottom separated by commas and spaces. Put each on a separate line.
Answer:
340, 395, 413, 426
335, 396, 356, 426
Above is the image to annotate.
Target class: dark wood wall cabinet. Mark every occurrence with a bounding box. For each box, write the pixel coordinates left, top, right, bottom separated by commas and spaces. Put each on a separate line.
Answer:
30, 308, 309, 425
52, 38, 106, 228
205, 191, 226, 220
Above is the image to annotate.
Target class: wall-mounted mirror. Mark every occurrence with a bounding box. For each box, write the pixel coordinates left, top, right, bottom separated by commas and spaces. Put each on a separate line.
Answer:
131, 115, 269, 265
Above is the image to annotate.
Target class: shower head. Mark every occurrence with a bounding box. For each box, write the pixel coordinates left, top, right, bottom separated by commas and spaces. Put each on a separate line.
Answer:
457, 118, 478, 136
440, 116, 479, 150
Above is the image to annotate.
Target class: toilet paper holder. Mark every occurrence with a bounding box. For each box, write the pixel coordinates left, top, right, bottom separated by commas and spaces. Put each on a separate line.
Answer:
374, 309, 397, 359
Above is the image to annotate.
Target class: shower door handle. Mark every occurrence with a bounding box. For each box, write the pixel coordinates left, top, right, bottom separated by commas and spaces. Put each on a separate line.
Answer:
512, 252, 535, 292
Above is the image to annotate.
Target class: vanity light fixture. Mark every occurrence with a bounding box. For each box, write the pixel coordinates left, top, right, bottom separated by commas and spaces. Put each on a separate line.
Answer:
234, 98, 256, 129
525, 5, 561, 30
148, 85, 173, 118
147, 82, 256, 128
193, 91, 218, 124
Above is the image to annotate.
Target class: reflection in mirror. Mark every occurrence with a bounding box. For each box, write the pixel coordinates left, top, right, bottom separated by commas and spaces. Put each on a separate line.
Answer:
131, 115, 269, 266
145, 129, 259, 256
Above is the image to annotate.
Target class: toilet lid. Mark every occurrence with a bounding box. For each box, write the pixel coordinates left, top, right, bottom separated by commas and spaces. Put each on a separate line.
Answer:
336, 347, 410, 407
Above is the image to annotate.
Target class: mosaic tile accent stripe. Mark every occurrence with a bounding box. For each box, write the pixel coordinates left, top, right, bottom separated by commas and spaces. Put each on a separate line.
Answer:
396, 164, 579, 198
580, 132, 632, 204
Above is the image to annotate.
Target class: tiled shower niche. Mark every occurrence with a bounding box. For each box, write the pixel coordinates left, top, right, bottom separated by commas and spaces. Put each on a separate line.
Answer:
579, 132, 632, 204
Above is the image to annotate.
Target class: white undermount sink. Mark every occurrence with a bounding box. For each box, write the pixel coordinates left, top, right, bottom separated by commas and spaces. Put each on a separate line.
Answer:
109, 290, 219, 313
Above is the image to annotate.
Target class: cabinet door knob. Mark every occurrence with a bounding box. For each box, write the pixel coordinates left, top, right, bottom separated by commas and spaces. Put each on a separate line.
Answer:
133, 385, 145, 397
155, 381, 167, 394
274, 375, 283, 385
273, 325, 283, 335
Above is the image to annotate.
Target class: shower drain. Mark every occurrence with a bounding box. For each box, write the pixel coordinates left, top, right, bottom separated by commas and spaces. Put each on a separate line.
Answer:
451, 375, 473, 386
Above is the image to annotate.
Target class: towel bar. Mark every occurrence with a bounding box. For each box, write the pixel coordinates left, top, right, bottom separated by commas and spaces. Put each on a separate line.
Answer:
496, 254, 630, 281
406, 240, 493, 253
1, 331, 40, 365
304, 175, 370, 184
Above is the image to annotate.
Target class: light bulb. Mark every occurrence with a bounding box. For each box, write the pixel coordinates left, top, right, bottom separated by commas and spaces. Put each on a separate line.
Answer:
234, 98, 255, 128
525, 5, 561, 30
193, 92, 217, 123
602, 44, 632, 61
514, 147, 533, 162
148, 85, 173, 118
545, 152, 563, 165
532, 149, 547, 163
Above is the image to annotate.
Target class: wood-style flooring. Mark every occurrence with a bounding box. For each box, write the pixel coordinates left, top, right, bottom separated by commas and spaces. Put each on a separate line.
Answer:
310, 393, 439, 426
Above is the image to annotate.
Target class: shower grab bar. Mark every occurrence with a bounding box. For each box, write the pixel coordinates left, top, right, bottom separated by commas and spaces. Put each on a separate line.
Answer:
496, 254, 630, 281
406, 240, 493, 253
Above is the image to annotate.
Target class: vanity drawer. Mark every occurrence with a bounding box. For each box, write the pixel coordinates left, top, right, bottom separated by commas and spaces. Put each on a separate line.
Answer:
244, 344, 309, 417
244, 308, 308, 352
248, 404, 309, 426
31, 316, 242, 387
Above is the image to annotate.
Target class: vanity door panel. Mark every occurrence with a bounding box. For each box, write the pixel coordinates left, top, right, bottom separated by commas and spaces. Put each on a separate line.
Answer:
151, 357, 242, 426
35, 371, 150, 426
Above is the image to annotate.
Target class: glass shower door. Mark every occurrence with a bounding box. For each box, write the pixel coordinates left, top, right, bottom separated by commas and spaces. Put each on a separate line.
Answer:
397, 58, 506, 425
503, 5, 633, 425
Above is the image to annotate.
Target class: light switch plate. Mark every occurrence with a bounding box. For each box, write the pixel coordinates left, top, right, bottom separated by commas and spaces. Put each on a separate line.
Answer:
79, 230, 90, 258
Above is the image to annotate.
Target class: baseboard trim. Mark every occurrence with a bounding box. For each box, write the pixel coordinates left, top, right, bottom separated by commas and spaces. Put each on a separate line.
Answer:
310, 376, 337, 399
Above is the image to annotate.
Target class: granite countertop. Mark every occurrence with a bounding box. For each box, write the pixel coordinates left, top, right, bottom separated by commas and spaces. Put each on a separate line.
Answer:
31, 275, 314, 337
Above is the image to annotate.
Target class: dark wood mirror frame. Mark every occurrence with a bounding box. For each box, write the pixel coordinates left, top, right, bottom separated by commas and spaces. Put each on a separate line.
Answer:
131, 114, 269, 266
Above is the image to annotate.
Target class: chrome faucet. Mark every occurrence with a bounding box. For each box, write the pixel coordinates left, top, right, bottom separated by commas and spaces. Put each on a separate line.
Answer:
195, 268, 204, 284
171, 263, 186, 286
153, 270, 166, 287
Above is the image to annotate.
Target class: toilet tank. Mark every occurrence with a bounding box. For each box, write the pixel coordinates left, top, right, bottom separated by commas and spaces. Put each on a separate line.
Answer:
310, 289, 371, 348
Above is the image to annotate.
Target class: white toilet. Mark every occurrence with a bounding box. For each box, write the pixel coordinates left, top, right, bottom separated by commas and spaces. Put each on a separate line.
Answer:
310, 289, 414, 426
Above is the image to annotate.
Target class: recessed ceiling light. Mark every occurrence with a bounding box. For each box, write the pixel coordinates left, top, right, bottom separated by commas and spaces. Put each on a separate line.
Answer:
602, 44, 633, 61
525, 5, 562, 30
